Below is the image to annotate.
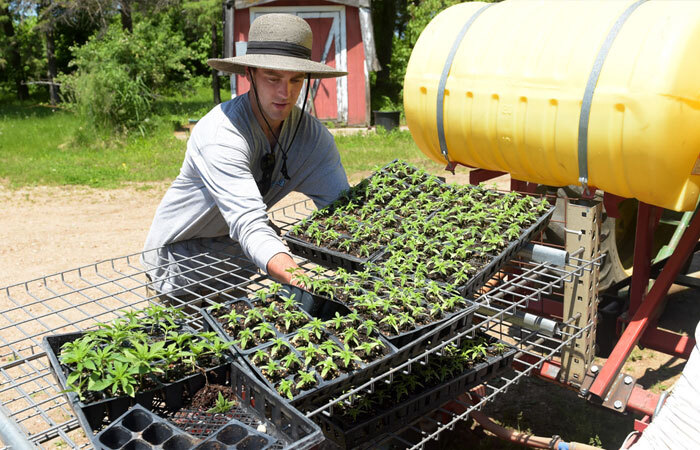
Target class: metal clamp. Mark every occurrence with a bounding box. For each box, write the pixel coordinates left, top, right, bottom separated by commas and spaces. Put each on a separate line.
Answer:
577, 0, 648, 190
436, 3, 495, 168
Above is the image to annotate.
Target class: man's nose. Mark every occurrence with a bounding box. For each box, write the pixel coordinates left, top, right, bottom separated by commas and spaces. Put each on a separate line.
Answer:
278, 82, 291, 98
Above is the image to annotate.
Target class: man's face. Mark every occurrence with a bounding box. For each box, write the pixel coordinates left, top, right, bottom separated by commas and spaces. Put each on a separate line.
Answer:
248, 68, 306, 127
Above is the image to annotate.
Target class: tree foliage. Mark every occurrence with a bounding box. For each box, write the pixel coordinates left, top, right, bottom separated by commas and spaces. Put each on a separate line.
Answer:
371, 0, 498, 111
58, 17, 192, 132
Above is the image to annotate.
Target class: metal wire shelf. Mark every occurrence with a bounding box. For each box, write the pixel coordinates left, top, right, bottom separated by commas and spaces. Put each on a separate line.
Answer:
0, 199, 600, 449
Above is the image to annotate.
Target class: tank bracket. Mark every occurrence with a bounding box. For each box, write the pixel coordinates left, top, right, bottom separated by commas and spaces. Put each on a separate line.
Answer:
560, 200, 602, 385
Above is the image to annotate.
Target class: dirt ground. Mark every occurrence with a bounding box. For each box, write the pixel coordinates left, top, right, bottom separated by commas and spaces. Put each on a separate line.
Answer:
0, 177, 695, 449
0, 168, 496, 288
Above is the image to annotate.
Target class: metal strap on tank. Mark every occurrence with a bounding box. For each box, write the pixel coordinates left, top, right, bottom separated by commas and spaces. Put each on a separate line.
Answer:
437, 3, 494, 168
578, 0, 648, 191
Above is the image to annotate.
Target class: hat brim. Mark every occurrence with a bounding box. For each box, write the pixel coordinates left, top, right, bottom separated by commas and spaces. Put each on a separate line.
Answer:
208, 55, 347, 79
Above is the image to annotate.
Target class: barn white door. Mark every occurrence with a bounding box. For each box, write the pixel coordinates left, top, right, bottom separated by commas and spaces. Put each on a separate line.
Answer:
250, 6, 348, 123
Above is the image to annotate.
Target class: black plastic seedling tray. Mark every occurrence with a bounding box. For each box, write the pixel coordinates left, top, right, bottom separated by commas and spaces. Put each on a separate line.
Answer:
49, 355, 322, 449
94, 405, 200, 450
283, 234, 384, 272
287, 306, 476, 411
452, 204, 555, 299
202, 297, 316, 359
316, 342, 518, 449
217, 287, 477, 411
280, 285, 350, 320
201, 285, 351, 362
43, 331, 229, 432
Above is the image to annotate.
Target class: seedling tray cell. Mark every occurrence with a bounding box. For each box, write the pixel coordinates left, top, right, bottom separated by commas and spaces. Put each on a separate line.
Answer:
94, 405, 199, 450
194, 419, 276, 449
283, 234, 384, 272
316, 341, 518, 449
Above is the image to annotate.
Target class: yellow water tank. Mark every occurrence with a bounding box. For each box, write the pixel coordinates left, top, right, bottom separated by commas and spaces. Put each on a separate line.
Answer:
404, 0, 700, 211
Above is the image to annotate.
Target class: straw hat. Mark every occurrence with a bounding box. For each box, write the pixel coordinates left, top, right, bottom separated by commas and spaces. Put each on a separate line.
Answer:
208, 14, 347, 79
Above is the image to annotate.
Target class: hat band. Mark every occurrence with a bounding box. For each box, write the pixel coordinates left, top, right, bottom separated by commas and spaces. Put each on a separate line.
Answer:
246, 41, 312, 60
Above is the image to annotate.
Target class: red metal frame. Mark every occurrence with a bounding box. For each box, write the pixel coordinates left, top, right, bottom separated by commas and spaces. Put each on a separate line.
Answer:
640, 328, 695, 359
628, 203, 663, 315
588, 204, 700, 400
459, 168, 698, 425
469, 168, 507, 185
518, 353, 661, 419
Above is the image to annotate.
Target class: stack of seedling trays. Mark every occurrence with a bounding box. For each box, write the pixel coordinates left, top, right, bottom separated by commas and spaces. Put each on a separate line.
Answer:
202, 284, 477, 410
44, 305, 323, 449
283, 159, 554, 296
279, 160, 553, 348
314, 334, 518, 449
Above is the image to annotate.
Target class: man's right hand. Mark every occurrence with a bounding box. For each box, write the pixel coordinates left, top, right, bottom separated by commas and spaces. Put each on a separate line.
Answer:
266, 252, 302, 286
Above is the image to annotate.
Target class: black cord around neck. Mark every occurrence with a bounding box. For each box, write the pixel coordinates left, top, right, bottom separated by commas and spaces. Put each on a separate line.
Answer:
250, 71, 312, 181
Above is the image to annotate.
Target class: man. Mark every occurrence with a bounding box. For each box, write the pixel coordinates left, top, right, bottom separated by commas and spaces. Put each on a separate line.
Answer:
142, 14, 349, 295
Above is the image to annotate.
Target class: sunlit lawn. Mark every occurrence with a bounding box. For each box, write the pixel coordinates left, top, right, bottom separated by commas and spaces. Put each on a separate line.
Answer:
0, 85, 440, 188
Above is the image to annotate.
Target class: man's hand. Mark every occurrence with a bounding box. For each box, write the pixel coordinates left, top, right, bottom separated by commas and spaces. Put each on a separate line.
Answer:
266, 252, 300, 285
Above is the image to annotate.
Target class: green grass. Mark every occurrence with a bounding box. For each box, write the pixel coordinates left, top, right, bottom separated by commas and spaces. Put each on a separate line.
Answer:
334, 128, 438, 175
0, 84, 220, 188
1, 84, 442, 188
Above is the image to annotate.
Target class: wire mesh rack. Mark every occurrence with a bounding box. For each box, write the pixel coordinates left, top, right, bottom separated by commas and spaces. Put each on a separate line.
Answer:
0, 199, 600, 449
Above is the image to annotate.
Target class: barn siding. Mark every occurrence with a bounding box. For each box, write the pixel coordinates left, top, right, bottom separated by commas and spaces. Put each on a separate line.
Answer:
232, 0, 368, 125
345, 6, 366, 126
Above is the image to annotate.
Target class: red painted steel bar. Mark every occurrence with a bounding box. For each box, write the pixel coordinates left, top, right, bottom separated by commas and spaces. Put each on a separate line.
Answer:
520, 353, 664, 418
588, 209, 700, 399
628, 203, 659, 316
640, 327, 695, 360
469, 168, 506, 184
603, 192, 627, 219
626, 384, 660, 417
525, 298, 563, 319
510, 179, 538, 194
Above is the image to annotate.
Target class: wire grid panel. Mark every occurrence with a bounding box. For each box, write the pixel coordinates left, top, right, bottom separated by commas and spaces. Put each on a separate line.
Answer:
0, 198, 597, 449
303, 252, 602, 448
0, 200, 319, 449
361, 319, 595, 450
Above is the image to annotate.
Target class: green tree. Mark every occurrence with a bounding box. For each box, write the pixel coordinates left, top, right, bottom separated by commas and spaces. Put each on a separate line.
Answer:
58, 16, 192, 132
181, 0, 223, 104
0, 1, 41, 100
371, 1, 501, 109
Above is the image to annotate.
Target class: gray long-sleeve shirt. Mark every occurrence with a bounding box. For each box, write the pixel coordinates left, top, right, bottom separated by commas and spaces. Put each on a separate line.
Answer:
142, 93, 349, 293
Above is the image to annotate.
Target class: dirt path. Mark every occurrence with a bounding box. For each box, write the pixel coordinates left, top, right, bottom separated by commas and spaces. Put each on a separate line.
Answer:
1, 183, 171, 287
0, 169, 498, 287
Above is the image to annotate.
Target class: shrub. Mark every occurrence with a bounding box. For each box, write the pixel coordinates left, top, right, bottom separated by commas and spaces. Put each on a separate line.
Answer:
58, 17, 192, 133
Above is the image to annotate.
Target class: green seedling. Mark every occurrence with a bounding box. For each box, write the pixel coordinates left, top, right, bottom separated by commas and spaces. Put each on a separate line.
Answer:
207, 392, 236, 414
277, 379, 296, 400
235, 329, 255, 350
296, 370, 317, 390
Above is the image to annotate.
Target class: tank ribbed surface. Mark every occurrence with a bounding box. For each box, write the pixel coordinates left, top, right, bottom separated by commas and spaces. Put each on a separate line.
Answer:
404, 0, 700, 211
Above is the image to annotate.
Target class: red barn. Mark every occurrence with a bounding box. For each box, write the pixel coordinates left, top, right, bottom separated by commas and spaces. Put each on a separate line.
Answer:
224, 0, 379, 126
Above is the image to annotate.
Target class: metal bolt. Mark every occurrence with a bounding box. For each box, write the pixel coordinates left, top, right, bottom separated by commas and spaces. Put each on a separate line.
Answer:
624, 376, 633, 385
590, 365, 599, 374
614, 400, 623, 410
